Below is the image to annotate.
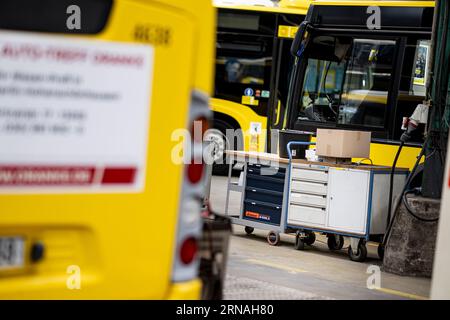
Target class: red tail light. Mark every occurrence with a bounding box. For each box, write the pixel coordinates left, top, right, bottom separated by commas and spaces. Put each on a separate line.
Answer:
180, 237, 198, 265
187, 116, 208, 184
187, 162, 204, 184
172, 91, 210, 282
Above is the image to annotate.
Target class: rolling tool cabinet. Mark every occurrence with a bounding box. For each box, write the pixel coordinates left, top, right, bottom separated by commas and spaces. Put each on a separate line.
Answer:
285, 141, 409, 262
286, 162, 409, 261
243, 164, 286, 226
224, 150, 409, 261
224, 151, 290, 245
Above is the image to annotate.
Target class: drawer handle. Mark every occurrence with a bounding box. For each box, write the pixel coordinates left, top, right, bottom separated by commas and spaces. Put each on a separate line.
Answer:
276, 206, 280, 210
251, 202, 256, 205
252, 189, 256, 192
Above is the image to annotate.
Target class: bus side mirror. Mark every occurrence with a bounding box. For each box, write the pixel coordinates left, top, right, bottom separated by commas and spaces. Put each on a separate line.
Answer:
291, 21, 313, 57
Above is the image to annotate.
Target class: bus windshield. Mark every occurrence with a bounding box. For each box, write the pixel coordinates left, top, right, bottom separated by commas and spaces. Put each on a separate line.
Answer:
297, 35, 396, 128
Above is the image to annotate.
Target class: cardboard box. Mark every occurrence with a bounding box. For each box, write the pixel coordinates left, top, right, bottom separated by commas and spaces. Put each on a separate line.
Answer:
316, 129, 371, 158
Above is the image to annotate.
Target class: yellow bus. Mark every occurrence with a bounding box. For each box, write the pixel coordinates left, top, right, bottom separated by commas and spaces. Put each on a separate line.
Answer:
0, 0, 214, 299
209, 0, 311, 174
285, 0, 435, 169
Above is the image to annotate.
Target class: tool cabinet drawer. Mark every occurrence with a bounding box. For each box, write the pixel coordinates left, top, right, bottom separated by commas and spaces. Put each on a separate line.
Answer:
288, 204, 326, 226
290, 192, 327, 208
247, 165, 285, 179
245, 187, 283, 205
292, 168, 328, 182
243, 200, 282, 225
248, 163, 286, 172
291, 180, 328, 195
246, 174, 285, 193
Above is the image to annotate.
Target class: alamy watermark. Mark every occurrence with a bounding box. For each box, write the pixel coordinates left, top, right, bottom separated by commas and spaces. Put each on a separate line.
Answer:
66, 5, 81, 30
171, 121, 282, 176
366, 6, 381, 30
66, 264, 81, 290
366, 265, 381, 290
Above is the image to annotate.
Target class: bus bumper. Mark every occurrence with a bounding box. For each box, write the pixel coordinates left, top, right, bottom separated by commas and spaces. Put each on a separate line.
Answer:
167, 279, 202, 300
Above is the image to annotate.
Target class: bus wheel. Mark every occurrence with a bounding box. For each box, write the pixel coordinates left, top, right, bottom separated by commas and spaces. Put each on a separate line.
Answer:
206, 121, 232, 175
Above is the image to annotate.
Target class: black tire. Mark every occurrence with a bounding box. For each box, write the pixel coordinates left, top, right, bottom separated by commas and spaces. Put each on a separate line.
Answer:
327, 234, 344, 251
210, 278, 223, 300
267, 231, 280, 246
294, 232, 305, 250
377, 243, 385, 260
202, 277, 223, 300
304, 231, 316, 246
244, 226, 254, 235
208, 120, 233, 176
348, 241, 368, 262
200, 259, 223, 300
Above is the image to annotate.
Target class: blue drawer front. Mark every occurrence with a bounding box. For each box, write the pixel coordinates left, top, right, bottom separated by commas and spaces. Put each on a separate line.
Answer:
246, 174, 285, 192
243, 200, 282, 225
245, 187, 283, 205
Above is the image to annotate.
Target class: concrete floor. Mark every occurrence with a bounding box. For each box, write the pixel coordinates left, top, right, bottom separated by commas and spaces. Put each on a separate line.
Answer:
210, 176, 432, 300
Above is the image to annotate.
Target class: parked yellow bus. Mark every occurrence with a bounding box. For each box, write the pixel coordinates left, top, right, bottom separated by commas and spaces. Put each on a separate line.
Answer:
0, 0, 214, 299
285, 0, 435, 169
209, 0, 310, 174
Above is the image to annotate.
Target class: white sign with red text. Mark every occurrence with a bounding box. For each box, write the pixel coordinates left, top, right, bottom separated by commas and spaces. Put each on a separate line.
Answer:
0, 31, 154, 193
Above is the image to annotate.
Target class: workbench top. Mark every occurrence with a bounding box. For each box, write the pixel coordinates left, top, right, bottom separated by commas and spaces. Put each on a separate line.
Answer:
225, 150, 410, 172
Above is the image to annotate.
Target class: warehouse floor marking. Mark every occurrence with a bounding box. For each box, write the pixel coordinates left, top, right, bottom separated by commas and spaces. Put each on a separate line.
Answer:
246, 259, 307, 274
374, 287, 428, 300
246, 258, 427, 300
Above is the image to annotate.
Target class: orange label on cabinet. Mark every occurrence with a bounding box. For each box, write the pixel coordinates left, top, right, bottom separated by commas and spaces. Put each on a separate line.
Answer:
245, 211, 260, 219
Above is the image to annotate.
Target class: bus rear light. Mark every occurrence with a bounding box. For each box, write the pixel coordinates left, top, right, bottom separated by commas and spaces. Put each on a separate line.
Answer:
187, 162, 204, 184
180, 237, 198, 265
172, 90, 210, 282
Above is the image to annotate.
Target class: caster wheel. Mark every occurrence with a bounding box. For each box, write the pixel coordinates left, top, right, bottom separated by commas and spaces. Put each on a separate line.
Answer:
327, 235, 344, 251
244, 226, 254, 235
294, 232, 305, 250
378, 243, 385, 260
267, 231, 280, 246
348, 241, 368, 262
304, 231, 316, 246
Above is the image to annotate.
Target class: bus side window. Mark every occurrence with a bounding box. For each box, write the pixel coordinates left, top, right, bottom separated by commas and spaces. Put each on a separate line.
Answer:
296, 35, 349, 125
338, 39, 396, 128
393, 39, 431, 142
